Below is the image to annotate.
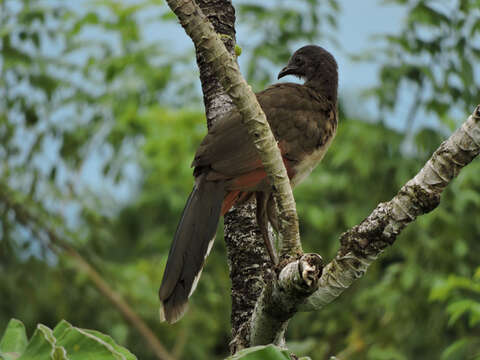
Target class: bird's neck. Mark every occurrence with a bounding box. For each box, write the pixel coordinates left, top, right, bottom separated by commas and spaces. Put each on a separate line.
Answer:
305, 75, 338, 103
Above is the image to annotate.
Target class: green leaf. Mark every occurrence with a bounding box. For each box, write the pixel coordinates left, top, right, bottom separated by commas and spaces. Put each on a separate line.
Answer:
29, 74, 59, 101
474, 267, 480, 280
1, 320, 136, 360
446, 300, 478, 326
408, 3, 450, 27
24, 106, 39, 127
235, 45, 242, 57
470, 19, 480, 36
17, 324, 60, 360
367, 344, 407, 360
55, 326, 136, 360
70, 12, 100, 35
52, 321, 71, 339
227, 345, 291, 359
0, 319, 28, 359
441, 338, 471, 360
80, 329, 136, 359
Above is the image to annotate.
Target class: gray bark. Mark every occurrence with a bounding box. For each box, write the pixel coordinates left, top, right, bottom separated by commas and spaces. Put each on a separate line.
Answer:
224, 202, 271, 353
194, 0, 236, 127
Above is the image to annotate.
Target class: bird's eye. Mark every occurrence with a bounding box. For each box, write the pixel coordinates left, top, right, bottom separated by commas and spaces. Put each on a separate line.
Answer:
294, 57, 304, 66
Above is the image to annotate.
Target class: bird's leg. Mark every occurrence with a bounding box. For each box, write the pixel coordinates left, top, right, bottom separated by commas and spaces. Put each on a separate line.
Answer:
266, 194, 281, 260
256, 192, 278, 264
266, 194, 279, 235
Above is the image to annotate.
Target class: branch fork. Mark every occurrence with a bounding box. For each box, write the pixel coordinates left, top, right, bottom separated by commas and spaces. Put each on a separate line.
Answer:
166, 0, 480, 353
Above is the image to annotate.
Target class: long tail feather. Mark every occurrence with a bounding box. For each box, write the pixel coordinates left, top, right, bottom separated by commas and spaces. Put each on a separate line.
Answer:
159, 174, 225, 324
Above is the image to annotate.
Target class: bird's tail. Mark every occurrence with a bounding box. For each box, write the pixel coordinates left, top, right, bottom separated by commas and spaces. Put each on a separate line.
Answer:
159, 174, 225, 324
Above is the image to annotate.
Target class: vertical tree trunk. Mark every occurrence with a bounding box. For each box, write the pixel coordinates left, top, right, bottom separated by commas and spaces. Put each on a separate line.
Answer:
193, 0, 268, 352
194, 0, 236, 128
224, 202, 271, 352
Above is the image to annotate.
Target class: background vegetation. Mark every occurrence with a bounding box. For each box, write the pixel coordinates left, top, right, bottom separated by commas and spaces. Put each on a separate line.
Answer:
1, 0, 479, 359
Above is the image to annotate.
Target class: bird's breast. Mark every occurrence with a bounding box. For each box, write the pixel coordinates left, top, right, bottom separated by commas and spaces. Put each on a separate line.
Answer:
290, 135, 335, 188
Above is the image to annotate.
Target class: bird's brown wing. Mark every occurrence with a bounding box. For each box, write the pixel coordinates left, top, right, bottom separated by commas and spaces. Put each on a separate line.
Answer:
192, 83, 336, 183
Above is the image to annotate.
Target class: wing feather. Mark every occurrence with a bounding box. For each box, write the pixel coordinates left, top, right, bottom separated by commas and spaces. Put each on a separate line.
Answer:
192, 83, 336, 182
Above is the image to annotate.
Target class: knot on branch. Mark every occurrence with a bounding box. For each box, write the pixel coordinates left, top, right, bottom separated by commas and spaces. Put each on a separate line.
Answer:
339, 204, 391, 257
250, 253, 324, 339
298, 253, 324, 289
278, 253, 324, 295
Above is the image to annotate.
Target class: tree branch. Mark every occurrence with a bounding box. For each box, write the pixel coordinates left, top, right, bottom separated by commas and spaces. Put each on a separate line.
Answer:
249, 106, 480, 344
304, 105, 480, 310
0, 184, 175, 360
165, 0, 302, 257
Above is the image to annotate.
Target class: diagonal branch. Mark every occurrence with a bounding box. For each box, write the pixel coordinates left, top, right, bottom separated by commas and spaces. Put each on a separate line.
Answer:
165, 0, 301, 257
249, 106, 480, 344
303, 105, 480, 311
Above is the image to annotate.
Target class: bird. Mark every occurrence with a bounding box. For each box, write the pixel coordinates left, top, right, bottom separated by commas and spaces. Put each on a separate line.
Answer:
159, 45, 338, 324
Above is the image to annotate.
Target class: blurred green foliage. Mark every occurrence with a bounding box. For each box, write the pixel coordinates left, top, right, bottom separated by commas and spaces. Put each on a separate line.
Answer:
363, 0, 480, 129
237, 0, 340, 89
226, 345, 295, 360
1, 0, 480, 359
0, 318, 136, 360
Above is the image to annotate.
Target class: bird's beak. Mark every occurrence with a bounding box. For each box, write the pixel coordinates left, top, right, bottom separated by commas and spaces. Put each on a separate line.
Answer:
277, 65, 297, 79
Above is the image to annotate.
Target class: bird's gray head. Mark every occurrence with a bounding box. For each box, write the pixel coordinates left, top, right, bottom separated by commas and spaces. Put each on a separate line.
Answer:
278, 45, 338, 101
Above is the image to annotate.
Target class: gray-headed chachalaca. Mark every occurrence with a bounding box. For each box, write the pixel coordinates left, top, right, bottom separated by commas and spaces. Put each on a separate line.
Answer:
159, 45, 338, 323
